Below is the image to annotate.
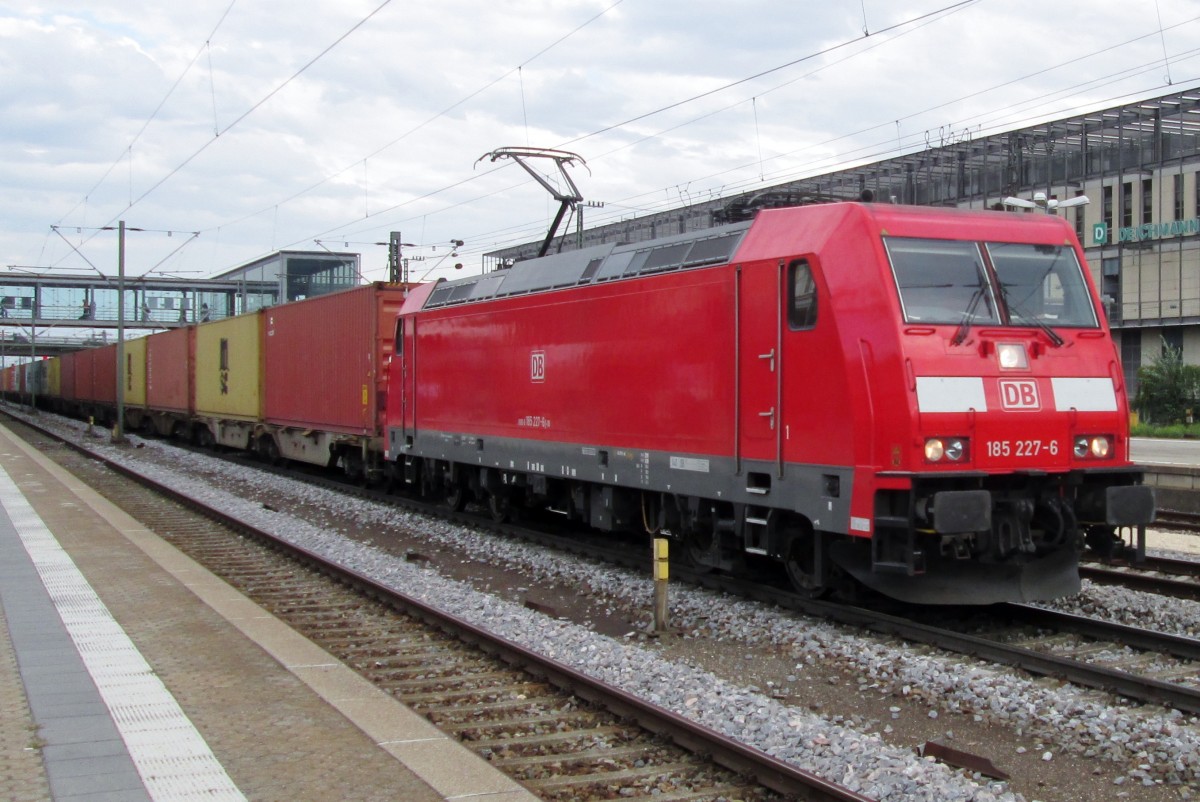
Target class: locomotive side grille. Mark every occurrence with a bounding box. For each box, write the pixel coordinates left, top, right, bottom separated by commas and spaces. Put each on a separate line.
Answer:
421, 223, 751, 310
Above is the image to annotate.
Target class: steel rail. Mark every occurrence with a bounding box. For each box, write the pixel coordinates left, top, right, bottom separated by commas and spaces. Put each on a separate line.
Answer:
679, 569, 1200, 716
1080, 562, 1200, 600
999, 603, 1200, 661
1153, 509, 1200, 534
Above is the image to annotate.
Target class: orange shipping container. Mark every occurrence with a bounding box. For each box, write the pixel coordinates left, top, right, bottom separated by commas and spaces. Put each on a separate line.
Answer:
91, 344, 117, 405
72, 349, 95, 401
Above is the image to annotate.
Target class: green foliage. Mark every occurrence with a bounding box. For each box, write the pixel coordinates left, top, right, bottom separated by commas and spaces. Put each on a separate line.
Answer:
1133, 341, 1200, 425
1130, 421, 1200, 438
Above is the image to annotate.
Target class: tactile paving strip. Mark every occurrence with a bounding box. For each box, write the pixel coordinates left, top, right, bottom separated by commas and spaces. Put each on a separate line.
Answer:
1, 464, 246, 801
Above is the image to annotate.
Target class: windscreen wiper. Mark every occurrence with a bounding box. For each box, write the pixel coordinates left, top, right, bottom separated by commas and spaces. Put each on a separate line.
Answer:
951, 286, 987, 346
1009, 308, 1065, 347
997, 271, 1065, 348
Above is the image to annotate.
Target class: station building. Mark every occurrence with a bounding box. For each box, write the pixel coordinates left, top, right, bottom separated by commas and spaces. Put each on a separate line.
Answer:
487, 86, 1200, 397
210, 249, 362, 305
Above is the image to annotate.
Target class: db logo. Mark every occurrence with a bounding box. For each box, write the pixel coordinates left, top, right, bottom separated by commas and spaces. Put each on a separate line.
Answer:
530, 350, 546, 383
999, 380, 1040, 410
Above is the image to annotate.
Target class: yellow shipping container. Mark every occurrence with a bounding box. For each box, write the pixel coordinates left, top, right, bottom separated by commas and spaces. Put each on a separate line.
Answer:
194, 312, 262, 420
47, 356, 61, 398
123, 337, 147, 408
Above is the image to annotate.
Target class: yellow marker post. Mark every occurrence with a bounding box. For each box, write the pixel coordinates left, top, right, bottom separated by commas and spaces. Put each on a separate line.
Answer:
653, 537, 670, 632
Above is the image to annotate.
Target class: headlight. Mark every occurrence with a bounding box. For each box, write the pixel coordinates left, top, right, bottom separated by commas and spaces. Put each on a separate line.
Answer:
944, 439, 966, 461
997, 342, 1029, 370
1074, 435, 1112, 459
925, 437, 968, 463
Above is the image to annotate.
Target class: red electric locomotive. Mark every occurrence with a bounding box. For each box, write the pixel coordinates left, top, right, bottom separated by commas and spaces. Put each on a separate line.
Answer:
384, 202, 1154, 605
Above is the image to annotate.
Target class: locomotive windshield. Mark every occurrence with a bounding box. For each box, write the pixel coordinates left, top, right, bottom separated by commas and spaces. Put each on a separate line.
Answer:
885, 237, 1098, 329
885, 239, 998, 325
986, 242, 1098, 328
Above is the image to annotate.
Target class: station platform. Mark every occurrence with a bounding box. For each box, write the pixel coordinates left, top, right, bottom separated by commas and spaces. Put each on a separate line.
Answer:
0, 422, 537, 802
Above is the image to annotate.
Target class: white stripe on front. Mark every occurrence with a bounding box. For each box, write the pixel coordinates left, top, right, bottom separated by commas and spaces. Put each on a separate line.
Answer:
915, 376, 988, 413
1051, 377, 1118, 412
1, 465, 246, 802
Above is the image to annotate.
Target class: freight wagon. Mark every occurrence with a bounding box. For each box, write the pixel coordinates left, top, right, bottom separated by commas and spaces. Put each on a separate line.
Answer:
24, 283, 408, 479
258, 285, 404, 475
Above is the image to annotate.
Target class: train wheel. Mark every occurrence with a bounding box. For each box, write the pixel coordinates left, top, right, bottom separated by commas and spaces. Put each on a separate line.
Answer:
783, 529, 827, 598
487, 491, 512, 523
196, 427, 215, 449
445, 481, 467, 512
259, 436, 281, 466
682, 527, 717, 571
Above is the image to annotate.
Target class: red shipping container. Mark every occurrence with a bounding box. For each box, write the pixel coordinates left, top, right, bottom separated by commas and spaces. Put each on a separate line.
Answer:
60, 351, 78, 402
263, 284, 405, 435
146, 326, 193, 415
72, 348, 95, 402
91, 344, 117, 405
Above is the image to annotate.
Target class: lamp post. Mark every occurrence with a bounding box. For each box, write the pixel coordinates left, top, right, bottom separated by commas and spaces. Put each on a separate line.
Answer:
29, 324, 35, 411
114, 220, 126, 443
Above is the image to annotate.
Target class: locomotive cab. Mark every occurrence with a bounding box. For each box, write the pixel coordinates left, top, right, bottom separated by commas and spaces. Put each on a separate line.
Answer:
823, 212, 1155, 604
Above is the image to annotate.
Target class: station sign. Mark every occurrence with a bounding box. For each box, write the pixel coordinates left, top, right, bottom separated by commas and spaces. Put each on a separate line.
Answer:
1093, 218, 1200, 245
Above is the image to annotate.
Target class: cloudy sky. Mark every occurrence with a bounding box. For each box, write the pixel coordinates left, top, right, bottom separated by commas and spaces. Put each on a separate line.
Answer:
2, 0, 1199, 283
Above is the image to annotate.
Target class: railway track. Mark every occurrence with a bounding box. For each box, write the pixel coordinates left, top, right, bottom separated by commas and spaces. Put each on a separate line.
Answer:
944, 604, 1200, 711
1153, 509, 1200, 533
682, 570, 1200, 716
7, 415, 872, 802
1080, 552, 1200, 600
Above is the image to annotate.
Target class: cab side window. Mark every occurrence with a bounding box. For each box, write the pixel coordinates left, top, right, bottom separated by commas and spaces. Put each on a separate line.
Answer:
788, 260, 818, 330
